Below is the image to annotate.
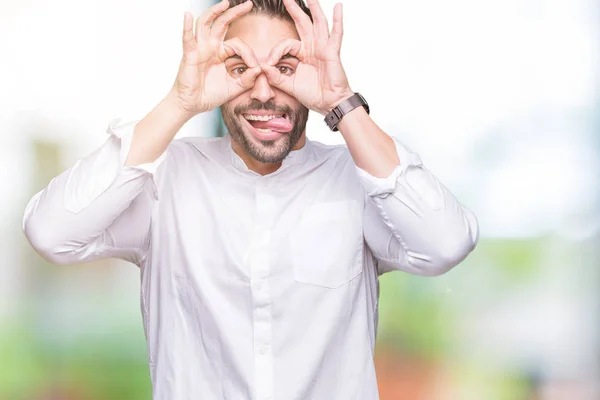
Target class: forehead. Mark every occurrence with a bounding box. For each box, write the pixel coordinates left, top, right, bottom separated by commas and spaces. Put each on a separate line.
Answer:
224, 14, 300, 59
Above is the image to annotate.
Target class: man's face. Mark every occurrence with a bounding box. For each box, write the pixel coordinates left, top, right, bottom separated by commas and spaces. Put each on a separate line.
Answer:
222, 14, 309, 164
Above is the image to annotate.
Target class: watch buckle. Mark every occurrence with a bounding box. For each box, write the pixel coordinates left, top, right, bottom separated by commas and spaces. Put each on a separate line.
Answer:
332, 107, 343, 120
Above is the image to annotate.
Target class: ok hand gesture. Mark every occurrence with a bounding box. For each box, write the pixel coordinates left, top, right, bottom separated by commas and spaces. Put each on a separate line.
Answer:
261, 0, 353, 116
172, 0, 261, 115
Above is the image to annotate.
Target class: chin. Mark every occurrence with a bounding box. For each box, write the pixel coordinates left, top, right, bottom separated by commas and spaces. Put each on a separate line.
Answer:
222, 102, 306, 164
240, 129, 291, 163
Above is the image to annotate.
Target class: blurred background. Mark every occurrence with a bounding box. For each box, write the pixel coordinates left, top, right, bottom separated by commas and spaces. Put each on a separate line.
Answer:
1, 0, 598, 398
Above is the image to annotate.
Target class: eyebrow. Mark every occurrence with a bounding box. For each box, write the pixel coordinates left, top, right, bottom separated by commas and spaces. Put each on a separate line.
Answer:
279, 53, 299, 61
225, 54, 244, 62
224, 53, 299, 63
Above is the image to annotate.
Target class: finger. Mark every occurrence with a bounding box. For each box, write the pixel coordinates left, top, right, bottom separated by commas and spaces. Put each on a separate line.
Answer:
196, 0, 230, 42
237, 66, 262, 90
282, 0, 313, 39
306, 0, 329, 39
330, 3, 343, 50
262, 64, 295, 96
267, 39, 302, 65
182, 12, 196, 54
222, 37, 258, 67
211, 1, 253, 41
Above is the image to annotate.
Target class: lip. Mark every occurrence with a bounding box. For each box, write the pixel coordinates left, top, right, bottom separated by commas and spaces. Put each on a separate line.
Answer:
241, 115, 285, 141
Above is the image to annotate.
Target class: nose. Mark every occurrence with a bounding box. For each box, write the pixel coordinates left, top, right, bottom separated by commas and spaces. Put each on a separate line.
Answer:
250, 73, 275, 103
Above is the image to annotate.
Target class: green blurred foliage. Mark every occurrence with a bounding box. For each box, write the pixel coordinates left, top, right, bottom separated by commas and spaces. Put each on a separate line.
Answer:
1, 322, 151, 400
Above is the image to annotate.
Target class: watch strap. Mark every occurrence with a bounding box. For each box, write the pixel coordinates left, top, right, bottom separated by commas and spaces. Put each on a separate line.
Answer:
324, 93, 370, 131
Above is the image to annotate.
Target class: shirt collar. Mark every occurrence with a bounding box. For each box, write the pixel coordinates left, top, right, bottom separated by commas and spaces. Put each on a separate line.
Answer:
222, 134, 313, 174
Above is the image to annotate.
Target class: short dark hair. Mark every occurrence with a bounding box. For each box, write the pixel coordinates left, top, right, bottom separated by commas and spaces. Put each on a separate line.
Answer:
228, 0, 313, 22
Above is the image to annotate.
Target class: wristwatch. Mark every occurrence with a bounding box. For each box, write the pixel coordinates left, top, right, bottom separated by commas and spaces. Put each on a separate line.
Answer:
324, 92, 369, 131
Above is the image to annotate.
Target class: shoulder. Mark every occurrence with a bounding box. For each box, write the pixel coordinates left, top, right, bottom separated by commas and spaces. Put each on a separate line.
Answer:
164, 135, 228, 163
154, 136, 229, 183
171, 135, 225, 153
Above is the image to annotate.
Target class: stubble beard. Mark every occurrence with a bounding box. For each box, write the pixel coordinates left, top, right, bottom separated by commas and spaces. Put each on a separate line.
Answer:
221, 99, 309, 164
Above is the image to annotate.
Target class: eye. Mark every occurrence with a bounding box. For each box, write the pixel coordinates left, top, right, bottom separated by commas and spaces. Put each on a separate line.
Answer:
277, 65, 294, 75
231, 66, 248, 76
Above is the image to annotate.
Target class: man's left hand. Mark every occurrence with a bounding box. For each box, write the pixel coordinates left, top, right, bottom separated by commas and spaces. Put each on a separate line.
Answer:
261, 0, 353, 116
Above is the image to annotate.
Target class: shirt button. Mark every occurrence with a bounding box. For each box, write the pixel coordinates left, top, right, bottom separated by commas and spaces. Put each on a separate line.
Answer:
259, 345, 268, 355
254, 280, 264, 291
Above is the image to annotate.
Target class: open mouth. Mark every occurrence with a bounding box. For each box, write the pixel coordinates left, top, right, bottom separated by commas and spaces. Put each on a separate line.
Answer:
241, 112, 292, 134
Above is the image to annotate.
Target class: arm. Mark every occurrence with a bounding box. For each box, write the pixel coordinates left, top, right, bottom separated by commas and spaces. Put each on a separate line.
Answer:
23, 96, 188, 266
339, 108, 479, 276
126, 2, 262, 166
23, 1, 261, 265
24, 58, 197, 266
263, 0, 478, 276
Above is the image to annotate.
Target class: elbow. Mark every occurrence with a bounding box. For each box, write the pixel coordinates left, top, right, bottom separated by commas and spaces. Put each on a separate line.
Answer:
22, 191, 70, 265
413, 240, 476, 277
415, 212, 480, 277
427, 236, 477, 276
23, 215, 77, 266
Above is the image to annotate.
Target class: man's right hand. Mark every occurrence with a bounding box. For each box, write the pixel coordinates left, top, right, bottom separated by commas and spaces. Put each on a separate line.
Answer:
172, 0, 261, 116
126, 1, 258, 167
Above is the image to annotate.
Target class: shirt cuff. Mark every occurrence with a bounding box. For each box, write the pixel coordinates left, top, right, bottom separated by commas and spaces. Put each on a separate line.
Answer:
63, 118, 165, 214
355, 136, 423, 198
107, 118, 166, 174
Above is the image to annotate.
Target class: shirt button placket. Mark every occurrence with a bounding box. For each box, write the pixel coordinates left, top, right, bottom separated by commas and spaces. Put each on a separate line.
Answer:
251, 180, 275, 400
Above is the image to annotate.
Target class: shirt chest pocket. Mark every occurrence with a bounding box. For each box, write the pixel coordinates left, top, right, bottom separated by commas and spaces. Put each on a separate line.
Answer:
290, 200, 363, 289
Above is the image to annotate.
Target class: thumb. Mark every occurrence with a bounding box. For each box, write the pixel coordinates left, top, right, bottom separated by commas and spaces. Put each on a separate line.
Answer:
262, 64, 295, 96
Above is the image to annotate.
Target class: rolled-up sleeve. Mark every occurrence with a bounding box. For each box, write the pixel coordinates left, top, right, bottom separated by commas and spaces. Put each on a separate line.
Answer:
23, 118, 166, 266
359, 137, 479, 276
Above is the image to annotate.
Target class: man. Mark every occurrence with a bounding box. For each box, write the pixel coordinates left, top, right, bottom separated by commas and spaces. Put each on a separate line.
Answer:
23, 0, 479, 398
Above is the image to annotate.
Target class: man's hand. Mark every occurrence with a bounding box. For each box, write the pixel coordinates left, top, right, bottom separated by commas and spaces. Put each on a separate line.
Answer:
261, 0, 353, 116
172, 0, 261, 115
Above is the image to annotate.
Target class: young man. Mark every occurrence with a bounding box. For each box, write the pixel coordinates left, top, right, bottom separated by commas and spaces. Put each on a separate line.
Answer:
23, 0, 479, 398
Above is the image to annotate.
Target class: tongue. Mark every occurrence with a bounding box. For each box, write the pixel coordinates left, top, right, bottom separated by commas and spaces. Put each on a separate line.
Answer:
251, 117, 293, 132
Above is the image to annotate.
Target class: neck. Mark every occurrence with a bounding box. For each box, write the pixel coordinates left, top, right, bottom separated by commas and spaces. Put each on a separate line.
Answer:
231, 134, 306, 176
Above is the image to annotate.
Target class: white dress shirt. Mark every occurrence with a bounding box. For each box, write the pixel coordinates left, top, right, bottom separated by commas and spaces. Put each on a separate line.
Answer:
23, 118, 478, 400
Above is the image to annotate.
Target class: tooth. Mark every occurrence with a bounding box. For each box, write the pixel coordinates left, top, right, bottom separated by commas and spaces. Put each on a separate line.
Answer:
244, 114, 283, 121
